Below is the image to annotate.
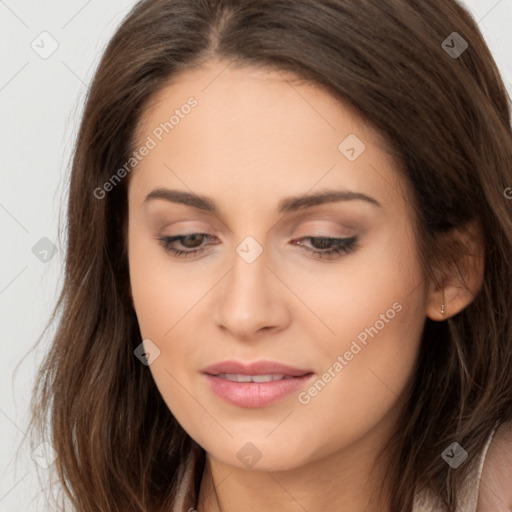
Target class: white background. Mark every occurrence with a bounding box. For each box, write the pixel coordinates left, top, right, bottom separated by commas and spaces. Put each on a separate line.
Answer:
1, 1, 511, 510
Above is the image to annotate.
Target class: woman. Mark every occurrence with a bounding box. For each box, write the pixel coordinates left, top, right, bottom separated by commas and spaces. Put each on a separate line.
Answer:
30, 0, 512, 511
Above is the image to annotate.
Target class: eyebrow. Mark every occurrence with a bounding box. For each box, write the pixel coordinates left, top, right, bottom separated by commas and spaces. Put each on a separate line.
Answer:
143, 187, 382, 213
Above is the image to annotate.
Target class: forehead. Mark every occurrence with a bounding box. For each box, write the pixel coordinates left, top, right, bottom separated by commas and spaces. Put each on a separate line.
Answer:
136, 59, 392, 150
129, 59, 408, 215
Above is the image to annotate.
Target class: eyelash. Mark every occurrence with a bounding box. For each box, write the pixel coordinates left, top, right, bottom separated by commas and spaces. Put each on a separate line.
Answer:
157, 233, 358, 260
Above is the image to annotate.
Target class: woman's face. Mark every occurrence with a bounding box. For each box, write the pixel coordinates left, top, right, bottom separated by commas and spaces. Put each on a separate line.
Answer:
127, 59, 429, 472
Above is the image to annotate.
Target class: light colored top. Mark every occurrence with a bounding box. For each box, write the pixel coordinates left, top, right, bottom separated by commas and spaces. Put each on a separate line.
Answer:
172, 426, 498, 512
412, 426, 497, 511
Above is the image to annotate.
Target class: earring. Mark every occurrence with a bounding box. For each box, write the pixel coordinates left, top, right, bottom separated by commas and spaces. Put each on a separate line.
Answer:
441, 289, 445, 315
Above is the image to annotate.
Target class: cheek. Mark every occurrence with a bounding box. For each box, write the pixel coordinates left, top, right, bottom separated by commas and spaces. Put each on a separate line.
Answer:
128, 244, 168, 338
288, 262, 425, 466
128, 230, 202, 431
289, 228, 425, 427
128, 223, 210, 416
128, 220, 206, 338
287, 219, 423, 354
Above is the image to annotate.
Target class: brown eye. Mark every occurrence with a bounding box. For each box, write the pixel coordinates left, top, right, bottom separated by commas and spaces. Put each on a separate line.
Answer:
157, 233, 217, 258
178, 234, 206, 248
309, 237, 336, 250
292, 236, 358, 260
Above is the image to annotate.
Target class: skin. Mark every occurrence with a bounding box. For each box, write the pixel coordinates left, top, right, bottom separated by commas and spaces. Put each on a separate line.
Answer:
127, 59, 484, 512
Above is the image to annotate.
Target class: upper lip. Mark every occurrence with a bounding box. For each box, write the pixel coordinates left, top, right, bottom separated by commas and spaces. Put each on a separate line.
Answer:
202, 360, 313, 377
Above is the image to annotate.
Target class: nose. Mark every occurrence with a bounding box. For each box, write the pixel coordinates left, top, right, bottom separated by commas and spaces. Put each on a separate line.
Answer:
213, 244, 290, 341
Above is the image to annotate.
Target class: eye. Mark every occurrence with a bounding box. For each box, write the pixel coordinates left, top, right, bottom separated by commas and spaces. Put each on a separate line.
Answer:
291, 236, 358, 260
157, 233, 217, 258
156, 233, 358, 261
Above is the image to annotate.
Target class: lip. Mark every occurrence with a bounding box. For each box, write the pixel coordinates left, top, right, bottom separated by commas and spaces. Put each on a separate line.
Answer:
202, 360, 315, 408
202, 360, 313, 377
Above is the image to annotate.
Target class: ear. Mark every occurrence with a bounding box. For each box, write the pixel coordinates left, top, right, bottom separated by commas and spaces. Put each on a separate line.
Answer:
425, 220, 485, 322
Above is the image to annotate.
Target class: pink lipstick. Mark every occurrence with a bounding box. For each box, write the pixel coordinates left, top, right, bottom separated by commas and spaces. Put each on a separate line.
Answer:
202, 360, 315, 408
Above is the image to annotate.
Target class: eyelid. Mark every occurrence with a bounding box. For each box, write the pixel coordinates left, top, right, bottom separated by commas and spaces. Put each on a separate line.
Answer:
291, 220, 356, 238
156, 221, 217, 237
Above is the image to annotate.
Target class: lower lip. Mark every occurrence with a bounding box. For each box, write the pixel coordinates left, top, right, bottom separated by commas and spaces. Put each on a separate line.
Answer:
204, 373, 315, 408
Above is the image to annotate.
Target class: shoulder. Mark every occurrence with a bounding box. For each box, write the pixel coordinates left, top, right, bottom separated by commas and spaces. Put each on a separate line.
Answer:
477, 420, 512, 511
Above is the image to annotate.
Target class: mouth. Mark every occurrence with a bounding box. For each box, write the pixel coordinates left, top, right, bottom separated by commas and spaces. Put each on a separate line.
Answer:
214, 373, 301, 382
201, 360, 315, 408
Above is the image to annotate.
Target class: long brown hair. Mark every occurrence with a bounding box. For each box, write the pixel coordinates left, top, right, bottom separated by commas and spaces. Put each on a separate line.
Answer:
30, 0, 512, 510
